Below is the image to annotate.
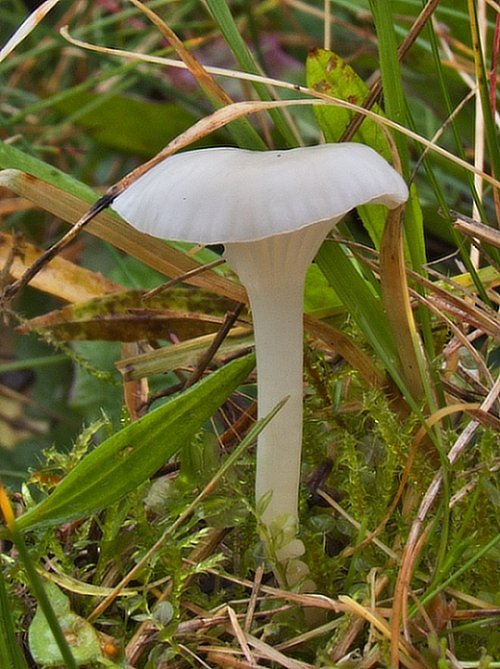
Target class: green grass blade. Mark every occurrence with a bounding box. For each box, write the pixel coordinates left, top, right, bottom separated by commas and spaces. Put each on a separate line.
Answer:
204, 0, 298, 146
467, 0, 500, 180
1, 489, 78, 669
316, 242, 404, 387
15, 354, 255, 531
368, 0, 428, 276
0, 571, 29, 669
418, 14, 496, 290
368, 0, 408, 168
0, 140, 96, 202
418, 531, 500, 613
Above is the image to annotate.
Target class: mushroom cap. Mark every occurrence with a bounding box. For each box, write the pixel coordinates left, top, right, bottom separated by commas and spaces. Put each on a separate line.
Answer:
112, 143, 408, 244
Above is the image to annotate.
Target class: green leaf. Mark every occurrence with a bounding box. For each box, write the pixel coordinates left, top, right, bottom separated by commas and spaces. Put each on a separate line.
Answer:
16, 354, 255, 531
28, 582, 101, 668
367, 1, 428, 278
304, 263, 340, 316
20, 288, 227, 342
306, 48, 391, 160
306, 49, 394, 246
367, 0, 408, 167
0, 140, 96, 203
54, 92, 206, 157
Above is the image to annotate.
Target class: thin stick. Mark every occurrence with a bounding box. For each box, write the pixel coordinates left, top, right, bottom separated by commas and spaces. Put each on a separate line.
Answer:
142, 258, 226, 300
243, 564, 264, 633
1, 193, 114, 302
183, 303, 245, 389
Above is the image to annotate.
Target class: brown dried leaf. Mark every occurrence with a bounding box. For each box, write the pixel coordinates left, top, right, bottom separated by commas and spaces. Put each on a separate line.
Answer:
18, 289, 228, 341
20, 311, 226, 342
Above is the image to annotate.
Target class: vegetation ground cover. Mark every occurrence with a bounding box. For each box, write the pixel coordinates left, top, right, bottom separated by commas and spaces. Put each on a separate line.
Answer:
0, 1, 498, 667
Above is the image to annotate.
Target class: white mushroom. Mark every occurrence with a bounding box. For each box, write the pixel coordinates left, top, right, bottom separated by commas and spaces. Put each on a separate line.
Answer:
112, 143, 408, 566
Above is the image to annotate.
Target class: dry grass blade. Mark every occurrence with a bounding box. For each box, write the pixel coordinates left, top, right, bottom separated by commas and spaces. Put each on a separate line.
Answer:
317, 489, 398, 561
243, 565, 264, 633
142, 258, 226, 300
379, 206, 427, 402
243, 633, 311, 669
409, 269, 500, 342
305, 316, 385, 389
339, 596, 427, 669
452, 212, 500, 248
227, 607, 256, 667
0, 0, 61, 63
0, 231, 121, 303
328, 576, 389, 663
129, 0, 234, 106
183, 303, 245, 388
0, 169, 245, 302
115, 326, 253, 380
205, 648, 263, 669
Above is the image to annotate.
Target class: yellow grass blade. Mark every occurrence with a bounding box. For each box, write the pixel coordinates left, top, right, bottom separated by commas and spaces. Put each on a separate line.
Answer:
0, 231, 121, 303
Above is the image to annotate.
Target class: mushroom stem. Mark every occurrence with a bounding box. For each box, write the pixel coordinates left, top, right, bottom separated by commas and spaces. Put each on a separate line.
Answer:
224, 222, 332, 560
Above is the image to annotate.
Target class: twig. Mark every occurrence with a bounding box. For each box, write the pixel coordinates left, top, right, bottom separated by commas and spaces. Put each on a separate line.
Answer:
244, 564, 264, 633
451, 210, 500, 248
1, 193, 114, 304
142, 258, 226, 300
183, 303, 245, 389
